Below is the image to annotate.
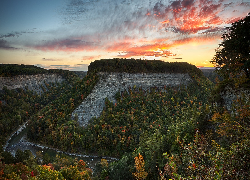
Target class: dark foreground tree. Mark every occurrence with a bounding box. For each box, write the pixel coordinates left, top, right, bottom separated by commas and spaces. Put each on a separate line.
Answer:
211, 13, 250, 80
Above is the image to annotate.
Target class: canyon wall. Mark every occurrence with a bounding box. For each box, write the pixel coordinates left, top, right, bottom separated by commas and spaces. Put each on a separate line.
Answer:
0, 74, 65, 94
72, 72, 193, 126
220, 86, 250, 110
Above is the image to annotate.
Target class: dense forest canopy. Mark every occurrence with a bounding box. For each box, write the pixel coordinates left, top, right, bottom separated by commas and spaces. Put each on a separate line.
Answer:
0, 65, 80, 145
88, 58, 203, 77
0, 64, 72, 78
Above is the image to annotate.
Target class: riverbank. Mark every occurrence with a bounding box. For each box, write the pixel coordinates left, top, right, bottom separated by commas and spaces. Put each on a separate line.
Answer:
4, 121, 118, 170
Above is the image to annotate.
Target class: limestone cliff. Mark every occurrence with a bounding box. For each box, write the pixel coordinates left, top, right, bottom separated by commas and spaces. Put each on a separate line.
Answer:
0, 74, 65, 94
72, 72, 192, 126
220, 86, 250, 110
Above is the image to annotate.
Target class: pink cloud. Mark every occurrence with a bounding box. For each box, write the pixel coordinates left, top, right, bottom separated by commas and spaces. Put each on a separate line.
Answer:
151, 0, 248, 34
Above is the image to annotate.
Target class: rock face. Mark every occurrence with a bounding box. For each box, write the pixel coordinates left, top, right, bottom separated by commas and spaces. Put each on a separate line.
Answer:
72, 72, 193, 126
0, 74, 65, 94
220, 86, 250, 110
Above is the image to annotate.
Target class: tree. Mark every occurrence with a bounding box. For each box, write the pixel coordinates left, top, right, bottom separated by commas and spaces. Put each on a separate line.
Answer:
211, 13, 250, 80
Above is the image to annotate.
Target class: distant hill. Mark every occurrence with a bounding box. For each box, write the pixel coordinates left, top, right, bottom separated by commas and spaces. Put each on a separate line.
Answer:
199, 67, 222, 83
71, 71, 88, 79
0, 64, 72, 78
0, 64, 48, 77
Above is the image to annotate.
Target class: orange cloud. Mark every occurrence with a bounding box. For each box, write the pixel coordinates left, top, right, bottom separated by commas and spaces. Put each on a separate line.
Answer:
106, 40, 174, 58
105, 34, 219, 58
152, 0, 248, 34
160, 20, 169, 24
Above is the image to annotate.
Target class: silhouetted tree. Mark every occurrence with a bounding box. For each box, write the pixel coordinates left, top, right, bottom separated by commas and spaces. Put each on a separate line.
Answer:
211, 13, 250, 80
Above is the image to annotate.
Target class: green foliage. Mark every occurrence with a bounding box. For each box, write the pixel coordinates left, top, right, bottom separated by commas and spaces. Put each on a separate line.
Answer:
3, 56, 249, 179
27, 71, 99, 153
0, 64, 48, 77
19, 68, 213, 179
88, 58, 203, 77
93, 154, 134, 180
211, 93, 250, 147
0, 64, 74, 78
0, 152, 92, 179
0, 70, 79, 145
90, 75, 213, 179
161, 93, 250, 180
211, 13, 250, 80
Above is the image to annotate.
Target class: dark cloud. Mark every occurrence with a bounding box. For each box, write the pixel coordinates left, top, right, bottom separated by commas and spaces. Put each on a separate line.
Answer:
0, 39, 18, 50
201, 27, 226, 34
0, 29, 37, 39
0, 33, 16, 38
153, 2, 165, 17
34, 38, 99, 51
0, 32, 21, 38
181, 0, 195, 8
61, 0, 96, 24
171, 1, 181, 9
224, 2, 233, 7
200, 4, 221, 18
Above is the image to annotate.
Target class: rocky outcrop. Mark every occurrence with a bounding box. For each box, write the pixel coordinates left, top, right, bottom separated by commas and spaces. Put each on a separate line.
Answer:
0, 74, 65, 94
220, 86, 250, 110
72, 72, 193, 126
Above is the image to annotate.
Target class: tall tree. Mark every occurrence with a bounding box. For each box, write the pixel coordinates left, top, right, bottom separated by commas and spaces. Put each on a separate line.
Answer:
211, 13, 250, 80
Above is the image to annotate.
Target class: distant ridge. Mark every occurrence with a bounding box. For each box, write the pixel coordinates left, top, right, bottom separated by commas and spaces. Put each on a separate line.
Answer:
0, 64, 71, 77
199, 67, 216, 70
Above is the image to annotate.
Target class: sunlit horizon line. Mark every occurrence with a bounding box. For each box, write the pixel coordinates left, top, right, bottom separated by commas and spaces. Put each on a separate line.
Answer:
1, 59, 216, 71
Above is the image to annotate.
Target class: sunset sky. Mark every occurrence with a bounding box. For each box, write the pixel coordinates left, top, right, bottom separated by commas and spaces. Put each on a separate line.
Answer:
0, 0, 249, 71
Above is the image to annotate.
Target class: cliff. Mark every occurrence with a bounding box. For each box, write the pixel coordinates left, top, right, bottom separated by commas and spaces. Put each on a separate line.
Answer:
220, 86, 250, 110
0, 74, 65, 94
72, 72, 193, 126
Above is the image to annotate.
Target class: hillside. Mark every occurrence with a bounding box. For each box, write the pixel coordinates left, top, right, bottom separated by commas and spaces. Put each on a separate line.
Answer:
72, 72, 193, 126
0, 64, 80, 145
0, 60, 249, 179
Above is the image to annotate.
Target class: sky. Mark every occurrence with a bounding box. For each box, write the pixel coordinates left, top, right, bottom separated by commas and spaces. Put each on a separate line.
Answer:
0, 0, 249, 71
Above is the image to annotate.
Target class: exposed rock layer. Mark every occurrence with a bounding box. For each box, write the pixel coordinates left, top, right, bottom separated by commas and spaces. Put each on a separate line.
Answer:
220, 86, 250, 110
0, 74, 65, 94
72, 72, 193, 126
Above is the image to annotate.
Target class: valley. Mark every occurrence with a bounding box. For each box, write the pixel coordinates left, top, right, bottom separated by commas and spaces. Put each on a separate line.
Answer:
0, 59, 249, 179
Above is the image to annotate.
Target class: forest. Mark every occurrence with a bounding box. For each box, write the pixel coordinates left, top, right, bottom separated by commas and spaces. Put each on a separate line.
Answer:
88, 58, 203, 77
0, 14, 250, 179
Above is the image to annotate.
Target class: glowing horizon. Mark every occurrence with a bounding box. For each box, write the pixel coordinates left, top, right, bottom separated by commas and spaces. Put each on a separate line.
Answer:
0, 0, 249, 71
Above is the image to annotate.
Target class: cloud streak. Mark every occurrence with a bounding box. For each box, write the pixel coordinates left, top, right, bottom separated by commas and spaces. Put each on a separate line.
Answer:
0, 29, 38, 39
33, 38, 100, 52
6, 0, 248, 63
0, 39, 19, 50
42, 58, 62, 61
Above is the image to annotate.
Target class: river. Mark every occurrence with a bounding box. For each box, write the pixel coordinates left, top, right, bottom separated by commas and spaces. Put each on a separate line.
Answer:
4, 122, 118, 170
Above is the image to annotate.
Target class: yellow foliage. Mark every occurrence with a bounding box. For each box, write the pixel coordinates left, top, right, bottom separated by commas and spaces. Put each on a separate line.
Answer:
133, 153, 148, 180
100, 159, 109, 168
